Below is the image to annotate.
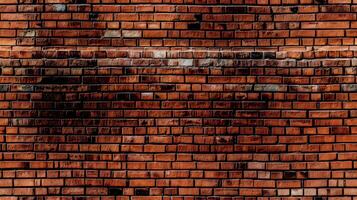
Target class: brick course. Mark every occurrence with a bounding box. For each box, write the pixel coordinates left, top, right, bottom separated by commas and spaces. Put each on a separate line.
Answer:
2, 0, 357, 199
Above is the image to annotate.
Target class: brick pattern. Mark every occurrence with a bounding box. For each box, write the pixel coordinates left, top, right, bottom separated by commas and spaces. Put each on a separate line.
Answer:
2, 0, 357, 199
4, 0, 357, 49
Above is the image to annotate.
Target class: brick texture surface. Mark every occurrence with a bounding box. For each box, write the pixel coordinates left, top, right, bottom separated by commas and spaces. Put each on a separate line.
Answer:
2, 0, 357, 199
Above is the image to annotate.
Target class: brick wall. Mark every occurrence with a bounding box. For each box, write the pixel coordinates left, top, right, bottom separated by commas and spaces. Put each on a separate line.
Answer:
1, 0, 357, 199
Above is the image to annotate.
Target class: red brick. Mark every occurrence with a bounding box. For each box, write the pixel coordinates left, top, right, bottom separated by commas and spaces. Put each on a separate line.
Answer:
1, 0, 357, 199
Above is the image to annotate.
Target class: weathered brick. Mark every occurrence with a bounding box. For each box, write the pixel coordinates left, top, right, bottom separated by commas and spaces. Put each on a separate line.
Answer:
254, 84, 287, 92
103, 30, 121, 38
122, 30, 142, 38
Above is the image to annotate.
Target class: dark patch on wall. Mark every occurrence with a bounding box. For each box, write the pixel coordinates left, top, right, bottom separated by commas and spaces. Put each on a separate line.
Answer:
89, 12, 99, 20
135, 188, 150, 196
194, 14, 202, 21
108, 188, 123, 196
290, 7, 298, 13
315, 0, 327, 4
188, 23, 201, 30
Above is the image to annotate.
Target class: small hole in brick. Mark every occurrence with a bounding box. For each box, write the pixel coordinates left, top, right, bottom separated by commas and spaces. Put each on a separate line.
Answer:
290, 7, 298, 13
264, 52, 276, 59
235, 162, 248, 170
73, 0, 86, 3
135, 188, 150, 196
108, 188, 123, 196
23, 162, 30, 169
194, 14, 202, 21
251, 52, 263, 59
88, 136, 96, 144
299, 171, 308, 178
160, 84, 175, 91
69, 51, 81, 58
314, 197, 325, 200
283, 171, 297, 179
89, 13, 99, 20
262, 22, 267, 30
188, 23, 201, 30
315, 0, 327, 4
117, 93, 130, 101
225, 6, 247, 13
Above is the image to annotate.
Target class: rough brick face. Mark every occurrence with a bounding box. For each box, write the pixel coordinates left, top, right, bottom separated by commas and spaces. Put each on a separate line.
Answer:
2, 0, 357, 199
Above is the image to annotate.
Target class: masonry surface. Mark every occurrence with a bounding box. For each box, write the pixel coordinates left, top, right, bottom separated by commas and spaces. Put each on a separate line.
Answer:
2, 0, 357, 199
